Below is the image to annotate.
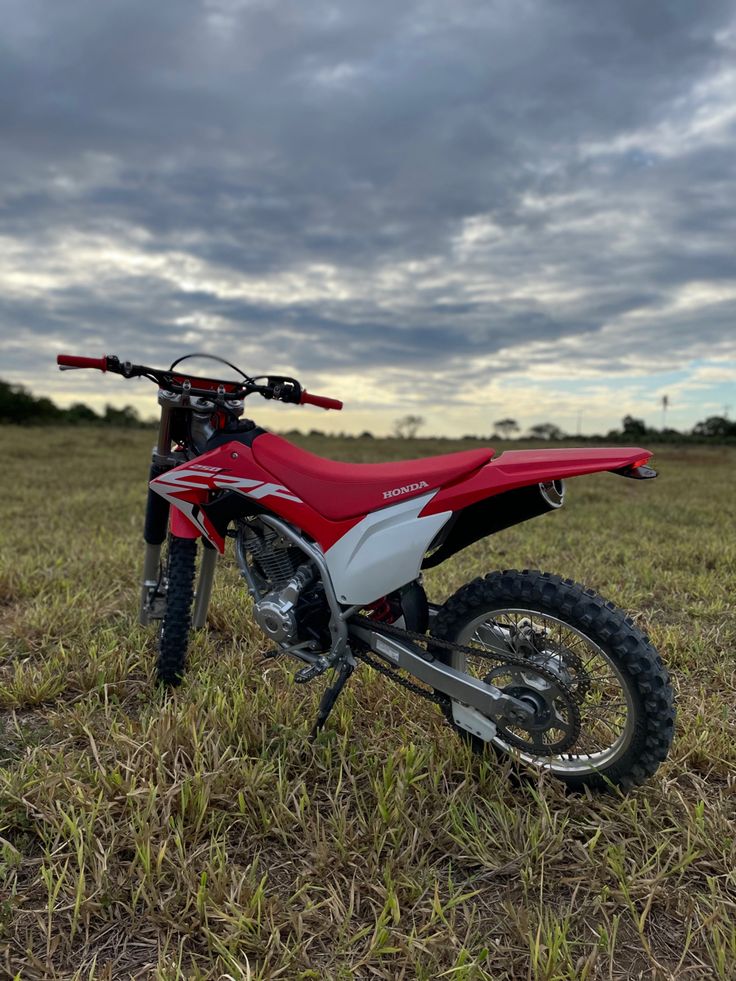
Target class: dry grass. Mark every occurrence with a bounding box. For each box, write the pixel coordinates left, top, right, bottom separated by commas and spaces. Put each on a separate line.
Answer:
1, 427, 734, 980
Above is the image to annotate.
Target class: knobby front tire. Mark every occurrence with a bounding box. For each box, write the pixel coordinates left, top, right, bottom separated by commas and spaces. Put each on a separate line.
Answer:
431, 570, 675, 792
157, 536, 197, 686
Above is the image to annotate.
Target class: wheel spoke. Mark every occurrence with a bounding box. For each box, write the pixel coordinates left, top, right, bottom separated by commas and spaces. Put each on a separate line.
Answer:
454, 601, 640, 773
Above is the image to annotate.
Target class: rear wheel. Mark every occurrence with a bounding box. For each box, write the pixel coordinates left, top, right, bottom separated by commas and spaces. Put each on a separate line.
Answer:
157, 536, 197, 686
432, 570, 675, 791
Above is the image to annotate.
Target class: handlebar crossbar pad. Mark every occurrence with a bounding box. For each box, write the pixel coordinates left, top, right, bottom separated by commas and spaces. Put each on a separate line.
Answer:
57, 354, 108, 371
300, 391, 343, 410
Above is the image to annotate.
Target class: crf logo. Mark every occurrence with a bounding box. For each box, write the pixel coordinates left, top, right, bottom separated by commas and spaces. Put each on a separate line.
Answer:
383, 480, 429, 500
155, 468, 303, 504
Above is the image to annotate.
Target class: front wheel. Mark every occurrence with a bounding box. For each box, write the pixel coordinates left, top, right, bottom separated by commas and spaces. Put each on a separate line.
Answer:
157, 535, 197, 686
431, 570, 675, 791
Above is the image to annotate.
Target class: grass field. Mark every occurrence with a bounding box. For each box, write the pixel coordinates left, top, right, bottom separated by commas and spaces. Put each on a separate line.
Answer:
1, 427, 734, 980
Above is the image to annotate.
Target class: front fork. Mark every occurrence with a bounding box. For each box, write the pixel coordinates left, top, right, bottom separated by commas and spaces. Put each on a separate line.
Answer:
138, 403, 217, 627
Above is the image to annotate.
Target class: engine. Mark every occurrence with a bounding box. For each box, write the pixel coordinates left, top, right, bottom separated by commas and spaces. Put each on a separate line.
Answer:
239, 521, 301, 589
237, 521, 331, 649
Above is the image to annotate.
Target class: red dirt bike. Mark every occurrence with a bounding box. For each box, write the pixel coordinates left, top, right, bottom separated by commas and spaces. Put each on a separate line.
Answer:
57, 352, 674, 791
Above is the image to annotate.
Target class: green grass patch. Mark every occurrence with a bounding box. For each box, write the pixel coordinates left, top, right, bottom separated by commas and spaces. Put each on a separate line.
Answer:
1, 427, 734, 978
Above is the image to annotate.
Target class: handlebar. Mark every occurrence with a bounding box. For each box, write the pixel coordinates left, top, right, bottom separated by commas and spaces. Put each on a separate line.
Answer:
56, 353, 343, 410
300, 391, 343, 411
57, 354, 108, 371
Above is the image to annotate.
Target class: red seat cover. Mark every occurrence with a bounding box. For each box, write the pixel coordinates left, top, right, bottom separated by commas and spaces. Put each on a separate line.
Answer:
253, 433, 493, 520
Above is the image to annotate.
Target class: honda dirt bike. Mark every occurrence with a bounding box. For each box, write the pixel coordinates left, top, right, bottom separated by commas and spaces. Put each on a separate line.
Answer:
57, 352, 675, 791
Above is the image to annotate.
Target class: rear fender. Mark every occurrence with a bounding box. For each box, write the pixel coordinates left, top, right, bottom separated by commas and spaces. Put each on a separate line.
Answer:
421, 446, 654, 568
421, 446, 653, 516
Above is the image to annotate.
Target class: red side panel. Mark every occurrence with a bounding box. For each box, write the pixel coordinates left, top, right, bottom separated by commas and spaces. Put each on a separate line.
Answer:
149, 441, 362, 553
421, 446, 653, 516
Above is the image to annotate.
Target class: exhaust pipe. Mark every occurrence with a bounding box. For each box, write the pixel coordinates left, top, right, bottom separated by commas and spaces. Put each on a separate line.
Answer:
539, 479, 565, 508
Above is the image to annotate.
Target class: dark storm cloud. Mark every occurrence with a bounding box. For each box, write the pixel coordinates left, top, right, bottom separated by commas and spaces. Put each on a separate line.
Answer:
1, 0, 735, 406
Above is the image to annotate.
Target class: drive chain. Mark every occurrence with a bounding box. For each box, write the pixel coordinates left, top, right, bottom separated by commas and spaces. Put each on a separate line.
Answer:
352, 644, 448, 704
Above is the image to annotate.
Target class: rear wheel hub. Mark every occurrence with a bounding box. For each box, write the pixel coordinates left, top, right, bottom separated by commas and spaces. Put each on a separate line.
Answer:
484, 664, 581, 755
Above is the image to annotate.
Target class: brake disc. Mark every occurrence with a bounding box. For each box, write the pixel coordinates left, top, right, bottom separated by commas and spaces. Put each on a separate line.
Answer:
513, 621, 591, 703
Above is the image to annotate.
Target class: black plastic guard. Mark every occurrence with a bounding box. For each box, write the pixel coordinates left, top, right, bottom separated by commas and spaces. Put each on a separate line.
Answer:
143, 462, 171, 545
200, 491, 265, 540
422, 484, 558, 569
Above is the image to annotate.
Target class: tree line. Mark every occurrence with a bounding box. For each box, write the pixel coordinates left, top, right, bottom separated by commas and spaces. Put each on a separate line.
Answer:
0, 378, 147, 426
394, 412, 736, 442
490, 413, 736, 442
1, 378, 734, 441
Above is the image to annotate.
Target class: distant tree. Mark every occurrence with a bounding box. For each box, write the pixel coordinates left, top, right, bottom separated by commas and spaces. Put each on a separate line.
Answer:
528, 422, 564, 441
34, 397, 64, 421
692, 416, 736, 439
359, 430, 374, 439
393, 414, 425, 439
0, 379, 61, 423
0, 377, 147, 426
1, 381, 23, 422
308, 429, 325, 438
621, 415, 647, 437
67, 402, 100, 424
493, 418, 519, 439
103, 404, 141, 427
653, 427, 683, 443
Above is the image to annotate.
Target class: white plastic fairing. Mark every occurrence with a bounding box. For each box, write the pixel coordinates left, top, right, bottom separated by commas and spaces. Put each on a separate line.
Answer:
323, 492, 452, 604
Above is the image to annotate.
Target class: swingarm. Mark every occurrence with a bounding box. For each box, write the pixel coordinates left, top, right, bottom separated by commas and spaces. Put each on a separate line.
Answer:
347, 620, 535, 726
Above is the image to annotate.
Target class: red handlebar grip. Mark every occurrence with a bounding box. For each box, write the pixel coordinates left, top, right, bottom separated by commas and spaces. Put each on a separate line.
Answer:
300, 391, 343, 410
57, 354, 108, 371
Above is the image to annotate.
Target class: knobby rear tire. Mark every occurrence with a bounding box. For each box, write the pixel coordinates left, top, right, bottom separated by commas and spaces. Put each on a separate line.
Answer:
431, 569, 675, 792
157, 536, 197, 686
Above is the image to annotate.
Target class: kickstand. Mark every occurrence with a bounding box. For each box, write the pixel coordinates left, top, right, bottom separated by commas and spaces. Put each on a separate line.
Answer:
310, 658, 354, 740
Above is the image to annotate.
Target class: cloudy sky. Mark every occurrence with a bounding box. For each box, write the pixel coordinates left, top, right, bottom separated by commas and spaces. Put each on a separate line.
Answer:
1, 0, 735, 436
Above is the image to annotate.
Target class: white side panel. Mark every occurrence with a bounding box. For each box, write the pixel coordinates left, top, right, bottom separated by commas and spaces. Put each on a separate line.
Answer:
324, 492, 452, 605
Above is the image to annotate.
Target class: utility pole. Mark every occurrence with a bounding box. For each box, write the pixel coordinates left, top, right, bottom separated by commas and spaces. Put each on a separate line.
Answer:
724, 404, 732, 420
576, 409, 582, 437
661, 394, 669, 430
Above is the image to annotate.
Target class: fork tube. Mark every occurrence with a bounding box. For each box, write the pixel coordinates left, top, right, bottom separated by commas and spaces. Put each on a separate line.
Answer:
191, 543, 217, 629
155, 403, 173, 457
139, 403, 174, 625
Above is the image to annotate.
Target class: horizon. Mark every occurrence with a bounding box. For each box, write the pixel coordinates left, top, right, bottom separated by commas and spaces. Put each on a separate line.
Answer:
3, 369, 730, 441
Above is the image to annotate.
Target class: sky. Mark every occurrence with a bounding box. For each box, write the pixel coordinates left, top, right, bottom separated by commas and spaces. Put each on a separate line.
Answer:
1, 0, 735, 437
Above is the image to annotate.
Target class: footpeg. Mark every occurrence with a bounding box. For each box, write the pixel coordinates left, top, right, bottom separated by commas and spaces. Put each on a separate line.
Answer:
262, 648, 282, 660
294, 660, 328, 684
